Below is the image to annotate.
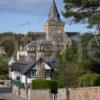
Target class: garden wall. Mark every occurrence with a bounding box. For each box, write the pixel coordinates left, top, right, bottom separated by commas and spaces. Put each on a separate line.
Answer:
69, 87, 100, 100
12, 85, 100, 100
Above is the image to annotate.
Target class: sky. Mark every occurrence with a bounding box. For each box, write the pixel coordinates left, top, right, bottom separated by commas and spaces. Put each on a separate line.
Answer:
0, 0, 95, 34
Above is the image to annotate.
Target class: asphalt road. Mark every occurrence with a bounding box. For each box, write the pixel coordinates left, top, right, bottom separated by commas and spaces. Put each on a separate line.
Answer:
0, 93, 26, 100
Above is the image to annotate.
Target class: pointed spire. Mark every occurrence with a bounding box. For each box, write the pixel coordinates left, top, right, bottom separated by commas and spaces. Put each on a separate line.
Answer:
48, 0, 61, 21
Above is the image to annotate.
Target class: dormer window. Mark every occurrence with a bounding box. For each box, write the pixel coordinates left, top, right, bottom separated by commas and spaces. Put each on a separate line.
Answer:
28, 70, 36, 78
45, 70, 51, 78
16, 77, 20, 81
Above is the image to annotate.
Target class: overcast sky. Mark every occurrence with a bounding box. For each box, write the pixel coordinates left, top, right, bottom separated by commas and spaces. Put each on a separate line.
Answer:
0, 0, 95, 33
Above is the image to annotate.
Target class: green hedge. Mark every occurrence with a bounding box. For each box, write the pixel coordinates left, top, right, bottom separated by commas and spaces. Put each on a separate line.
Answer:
32, 80, 58, 94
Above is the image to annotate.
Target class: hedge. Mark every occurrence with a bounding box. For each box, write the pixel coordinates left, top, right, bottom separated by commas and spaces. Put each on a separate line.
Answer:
32, 80, 58, 94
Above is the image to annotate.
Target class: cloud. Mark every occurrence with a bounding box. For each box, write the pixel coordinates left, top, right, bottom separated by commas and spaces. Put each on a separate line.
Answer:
20, 21, 33, 26
0, 0, 50, 15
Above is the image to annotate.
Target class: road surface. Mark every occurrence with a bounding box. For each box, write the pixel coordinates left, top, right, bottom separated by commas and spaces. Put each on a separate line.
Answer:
0, 87, 26, 100
0, 93, 26, 100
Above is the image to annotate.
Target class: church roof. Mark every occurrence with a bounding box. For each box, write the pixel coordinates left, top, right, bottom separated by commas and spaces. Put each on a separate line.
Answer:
66, 32, 80, 37
48, 0, 61, 21
24, 39, 52, 47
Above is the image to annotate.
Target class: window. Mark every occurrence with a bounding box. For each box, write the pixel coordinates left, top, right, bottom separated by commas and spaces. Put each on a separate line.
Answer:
16, 77, 20, 81
28, 70, 36, 78
45, 70, 51, 78
31, 70, 36, 77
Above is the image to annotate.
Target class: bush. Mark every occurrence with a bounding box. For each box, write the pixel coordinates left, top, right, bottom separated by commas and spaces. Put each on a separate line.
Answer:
79, 73, 100, 87
32, 80, 50, 89
32, 80, 58, 94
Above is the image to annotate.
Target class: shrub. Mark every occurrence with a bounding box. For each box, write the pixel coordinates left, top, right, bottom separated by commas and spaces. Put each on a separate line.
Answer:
79, 73, 100, 87
32, 80, 58, 94
32, 80, 51, 89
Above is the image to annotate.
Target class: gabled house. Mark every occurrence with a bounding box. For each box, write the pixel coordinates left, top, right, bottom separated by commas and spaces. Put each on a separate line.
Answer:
9, 56, 56, 84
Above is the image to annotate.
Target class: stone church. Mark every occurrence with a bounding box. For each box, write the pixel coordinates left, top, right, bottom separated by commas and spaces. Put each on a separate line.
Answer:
9, 0, 80, 84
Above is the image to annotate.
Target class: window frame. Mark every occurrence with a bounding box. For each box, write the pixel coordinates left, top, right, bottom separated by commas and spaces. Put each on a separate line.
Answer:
27, 70, 36, 78
45, 70, 51, 78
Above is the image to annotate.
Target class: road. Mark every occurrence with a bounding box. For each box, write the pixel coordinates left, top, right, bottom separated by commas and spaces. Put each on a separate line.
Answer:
0, 87, 26, 100
0, 93, 26, 100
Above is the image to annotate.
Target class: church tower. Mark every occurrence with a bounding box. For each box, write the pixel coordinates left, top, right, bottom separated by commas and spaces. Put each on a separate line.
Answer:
44, 0, 65, 41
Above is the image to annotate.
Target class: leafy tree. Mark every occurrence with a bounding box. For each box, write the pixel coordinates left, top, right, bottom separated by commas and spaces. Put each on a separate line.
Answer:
79, 73, 100, 87
1, 37, 16, 57
56, 32, 100, 87
0, 55, 9, 79
63, 0, 100, 22
62, 0, 100, 31
57, 61, 82, 87
89, 13, 100, 33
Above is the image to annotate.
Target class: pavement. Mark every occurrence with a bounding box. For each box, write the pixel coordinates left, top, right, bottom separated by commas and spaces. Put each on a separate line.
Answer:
0, 87, 26, 100
0, 93, 26, 100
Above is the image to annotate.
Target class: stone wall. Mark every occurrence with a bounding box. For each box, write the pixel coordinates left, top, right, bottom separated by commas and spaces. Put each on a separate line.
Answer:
29, 89, 51, 100
12, 86, 100, 100
0, 80, 10, 86
57, 88, 68, 100
29, 87, 100, 100
20, 88, 26, 98
12, 85, 19, 95
12, 85, 26, 99
69, 87, 100, 100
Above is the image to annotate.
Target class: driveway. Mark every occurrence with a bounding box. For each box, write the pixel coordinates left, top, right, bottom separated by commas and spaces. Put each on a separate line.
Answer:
0, 93, 26, 100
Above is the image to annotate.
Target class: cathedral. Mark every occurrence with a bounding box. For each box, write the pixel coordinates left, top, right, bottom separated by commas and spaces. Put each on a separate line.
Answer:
9, 0, 80, 84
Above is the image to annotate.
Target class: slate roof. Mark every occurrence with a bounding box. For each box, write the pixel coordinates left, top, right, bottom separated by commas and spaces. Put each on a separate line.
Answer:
11, 61, 36, 75
24, 39, 52, 48
11, 54, 56, 75
66, 32, 80, 37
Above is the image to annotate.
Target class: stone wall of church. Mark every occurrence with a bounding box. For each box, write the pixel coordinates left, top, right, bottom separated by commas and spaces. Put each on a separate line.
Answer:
44, 21, 65, 41
44, 24, 64, 34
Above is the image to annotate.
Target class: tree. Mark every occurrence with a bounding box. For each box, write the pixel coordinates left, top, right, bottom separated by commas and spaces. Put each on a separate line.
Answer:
79, 73, 100, 87
0, 55, 9, 79
89, 13, 100, 33
56, 32, 100, 87
1, 37, 16, 57
63, 0, 100, 27
56, 46, 83, 87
